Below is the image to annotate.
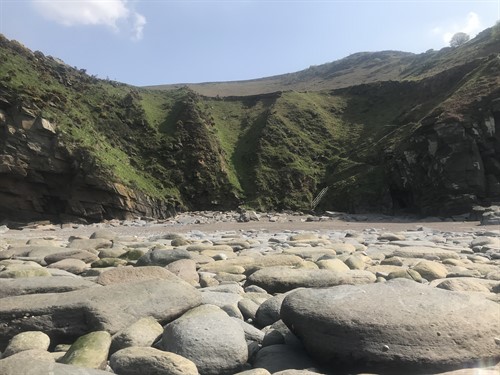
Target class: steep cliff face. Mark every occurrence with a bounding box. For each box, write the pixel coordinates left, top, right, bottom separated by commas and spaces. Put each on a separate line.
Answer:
169, 93, 240, 209
388, 95, 500, 215
0, 99, 169, 222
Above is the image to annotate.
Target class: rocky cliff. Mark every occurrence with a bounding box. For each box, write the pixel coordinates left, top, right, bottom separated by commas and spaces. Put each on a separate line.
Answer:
0, 98, 170, 222
0, 25, 499, 223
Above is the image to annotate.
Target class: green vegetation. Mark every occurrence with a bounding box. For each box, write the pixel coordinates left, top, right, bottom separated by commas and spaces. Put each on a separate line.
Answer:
0, 25, 499, 216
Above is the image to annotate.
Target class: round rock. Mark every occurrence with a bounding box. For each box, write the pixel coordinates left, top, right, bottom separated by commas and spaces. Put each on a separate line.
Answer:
162, 304, 248, 375
110, 346, 199, 375
3, 331, 50, 357
281, 278, 500, 374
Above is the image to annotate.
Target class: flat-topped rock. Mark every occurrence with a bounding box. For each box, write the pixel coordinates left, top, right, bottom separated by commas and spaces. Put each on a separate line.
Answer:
393, 246, 461, 260
0, 279, 201, 350
247, 267, 376, 293
44, 250, 98, 264
0, 277, 98, 298
281, 279, 500, 374
110, 346, 199, 375
96, 266, 179, 285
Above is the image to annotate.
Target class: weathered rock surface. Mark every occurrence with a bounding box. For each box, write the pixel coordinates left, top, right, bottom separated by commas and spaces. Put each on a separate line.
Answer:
281, 278, 500, 373
110, 316, 164, 354
2, 331, 50, 357
0, 355, 112, 374
0, 279, 201, 349
255, 293, 287, 328
162, 304, 248, 375
0, 277, 97, 298
0, 218, 498, 375
96, 266, 178, 285
136, 248, 192, 266
247, 267, 376, 293
110, 347, 199, 375
59, 331, 111, 369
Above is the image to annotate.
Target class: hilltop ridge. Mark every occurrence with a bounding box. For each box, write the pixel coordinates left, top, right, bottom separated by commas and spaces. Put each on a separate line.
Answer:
147, 26, 500, 96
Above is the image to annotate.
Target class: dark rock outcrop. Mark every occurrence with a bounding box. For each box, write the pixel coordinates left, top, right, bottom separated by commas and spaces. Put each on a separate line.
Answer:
0, 99, 170, 223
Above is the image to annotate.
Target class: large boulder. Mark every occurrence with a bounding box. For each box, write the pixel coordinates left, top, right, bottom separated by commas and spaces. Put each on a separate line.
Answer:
162, 304, 248, 375
281, 279, 500, 374
0, 279, 201, 350
247, 267, 375, 294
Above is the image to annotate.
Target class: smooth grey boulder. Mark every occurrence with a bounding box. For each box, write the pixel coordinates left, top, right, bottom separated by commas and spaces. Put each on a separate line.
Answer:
46, 258, 88, 274
136, 248, 192, 266
200, 290, 242, 308
4, 246, 69, 261
0, 355, 112, 375
96, 266, 178, 285
90, 229, 118, 240
110, 316, 163, 354
434, 278, 495, 293
0, 266, 51, 278
44, 250, 98, 265
392, 246, 460, 260
110, 346, 199, 375
412, 260, 448, 281
162, 304, 248, 375
67, 238, 112, 250
281, 279, 500, 374
0, 279, 201, 350
238, 298, 260, 320
165, 259, 199, 285
0, 277, 97, 298
247, 267, 375, 293
2, 331, 50, 357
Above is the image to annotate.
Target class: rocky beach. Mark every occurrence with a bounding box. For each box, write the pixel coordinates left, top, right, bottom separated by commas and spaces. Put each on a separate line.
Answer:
0, 212, 499, 375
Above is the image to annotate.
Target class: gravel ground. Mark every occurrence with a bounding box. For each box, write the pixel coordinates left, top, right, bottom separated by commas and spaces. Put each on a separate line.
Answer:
0, 212, 487, 240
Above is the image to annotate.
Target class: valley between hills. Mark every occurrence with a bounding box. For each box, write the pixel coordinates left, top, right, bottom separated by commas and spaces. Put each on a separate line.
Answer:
0, 24, 499, 223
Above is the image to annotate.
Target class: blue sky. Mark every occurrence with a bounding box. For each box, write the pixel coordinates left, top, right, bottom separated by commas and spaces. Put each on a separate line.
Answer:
1, 1, 499, 86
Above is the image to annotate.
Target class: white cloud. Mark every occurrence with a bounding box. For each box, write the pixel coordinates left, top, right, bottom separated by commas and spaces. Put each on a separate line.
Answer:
32, 0, 146, 40
432, 12, 482, 46
132, 12, 146, 41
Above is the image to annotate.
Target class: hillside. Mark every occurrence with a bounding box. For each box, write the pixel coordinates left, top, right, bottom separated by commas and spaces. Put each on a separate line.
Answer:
147, 26, 500, 97
0, 25, 499, 223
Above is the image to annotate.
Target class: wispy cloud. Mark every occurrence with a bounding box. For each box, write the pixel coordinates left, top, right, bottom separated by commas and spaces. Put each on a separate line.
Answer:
32, 0, 146, 41
431, 12, 482, 45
